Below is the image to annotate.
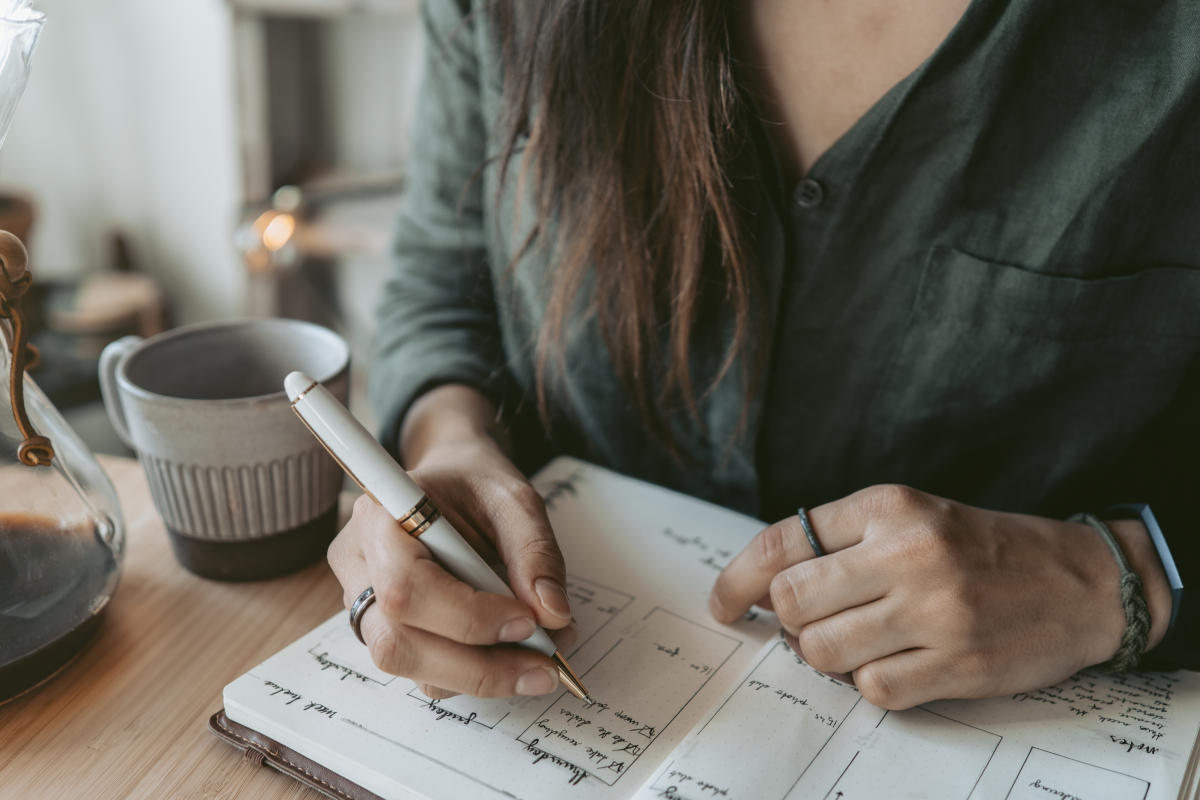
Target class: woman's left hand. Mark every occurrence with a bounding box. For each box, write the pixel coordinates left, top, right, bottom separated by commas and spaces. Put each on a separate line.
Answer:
708, 485, 1169, 709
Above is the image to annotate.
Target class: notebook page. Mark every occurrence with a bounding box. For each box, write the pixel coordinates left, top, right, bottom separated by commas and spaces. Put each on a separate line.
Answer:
223, 457, 778, 800
634, 637, 1200, 800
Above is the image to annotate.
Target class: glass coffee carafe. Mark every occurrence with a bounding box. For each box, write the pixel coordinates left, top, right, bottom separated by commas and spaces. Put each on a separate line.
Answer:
0, 0, 125, 703
0, 233, 126, 703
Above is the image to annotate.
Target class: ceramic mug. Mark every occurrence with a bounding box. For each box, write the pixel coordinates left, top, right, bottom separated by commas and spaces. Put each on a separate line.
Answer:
98, 318, 349, 580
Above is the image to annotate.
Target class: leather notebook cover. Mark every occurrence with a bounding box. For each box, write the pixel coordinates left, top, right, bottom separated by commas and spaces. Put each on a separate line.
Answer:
209, 709, 384, 800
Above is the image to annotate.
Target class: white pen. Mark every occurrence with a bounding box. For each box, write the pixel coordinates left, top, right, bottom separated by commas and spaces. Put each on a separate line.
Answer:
284, 370, 592, 704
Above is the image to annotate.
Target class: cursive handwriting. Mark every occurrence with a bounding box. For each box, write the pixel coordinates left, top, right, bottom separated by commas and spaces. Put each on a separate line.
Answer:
303, 701, 337, 719
661, 768, 731, 798
263, 680, 336, 718
422, 698, 478, 726
1028, 778, 1081, 800
559, 708, 593, 729
264, 680, 302, 705
524, 738, 588, 786
310, 650, 373, 683
534, 717, 582, 747
1012, 670, 1177, 743
1108, 735, 1159, 755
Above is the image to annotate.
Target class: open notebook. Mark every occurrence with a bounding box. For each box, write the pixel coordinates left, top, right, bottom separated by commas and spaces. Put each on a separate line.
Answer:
214, 457, 1200, 800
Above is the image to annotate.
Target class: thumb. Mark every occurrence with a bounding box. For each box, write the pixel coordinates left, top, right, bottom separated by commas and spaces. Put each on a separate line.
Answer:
481, 481, 572, 630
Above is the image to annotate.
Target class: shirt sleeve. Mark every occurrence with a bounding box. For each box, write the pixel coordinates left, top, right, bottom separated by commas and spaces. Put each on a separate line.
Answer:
368, 0, 506, 456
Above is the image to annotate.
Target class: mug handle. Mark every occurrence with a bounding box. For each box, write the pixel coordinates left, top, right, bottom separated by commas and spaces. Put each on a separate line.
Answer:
98, 335, 143, 450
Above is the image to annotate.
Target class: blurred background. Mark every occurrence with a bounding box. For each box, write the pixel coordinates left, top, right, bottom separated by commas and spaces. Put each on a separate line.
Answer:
0, 0, 424, 453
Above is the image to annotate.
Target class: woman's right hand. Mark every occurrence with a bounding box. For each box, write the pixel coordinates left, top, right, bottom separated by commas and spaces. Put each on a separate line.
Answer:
327, 385, 575, 699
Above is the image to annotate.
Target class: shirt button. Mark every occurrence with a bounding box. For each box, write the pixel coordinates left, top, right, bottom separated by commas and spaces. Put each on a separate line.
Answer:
794, 178, 825, 209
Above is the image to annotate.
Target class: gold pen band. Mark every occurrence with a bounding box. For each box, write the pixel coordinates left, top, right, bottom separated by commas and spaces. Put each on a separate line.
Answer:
290, 399, 439, 537
398, 494, 441, 537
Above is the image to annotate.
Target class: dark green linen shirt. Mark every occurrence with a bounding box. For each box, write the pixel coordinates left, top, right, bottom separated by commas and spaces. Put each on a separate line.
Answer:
371, 0, 1200, 665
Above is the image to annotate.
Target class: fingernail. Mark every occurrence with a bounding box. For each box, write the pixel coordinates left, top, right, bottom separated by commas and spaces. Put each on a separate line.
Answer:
499, 618, 536, 643
534, 578, 572, 622
516, 667, 557, 696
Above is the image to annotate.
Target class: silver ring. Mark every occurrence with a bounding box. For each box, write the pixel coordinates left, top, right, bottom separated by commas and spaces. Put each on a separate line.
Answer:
797, 507, 825, 558
349, 586, 376, 645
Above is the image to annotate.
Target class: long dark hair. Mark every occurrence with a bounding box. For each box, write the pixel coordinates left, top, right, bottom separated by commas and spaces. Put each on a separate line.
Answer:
490, 1, 762, 448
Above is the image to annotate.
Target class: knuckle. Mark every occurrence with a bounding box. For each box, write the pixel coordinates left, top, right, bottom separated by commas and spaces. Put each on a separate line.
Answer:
470, 665, 505, 698
376, 572, 415, 620
768, 570, 803, 620
458, 594, 492, 644
755, 522, 792, 568
796, 624, 842, 672
855, 664, 905, 710
517, 536, 562, 567
369, 627, 415, 676
868, 483, 924, 517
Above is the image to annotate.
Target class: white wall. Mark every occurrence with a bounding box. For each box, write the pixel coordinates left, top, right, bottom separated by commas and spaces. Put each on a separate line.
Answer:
0, 0, 243, 323
324, 11, 423, 172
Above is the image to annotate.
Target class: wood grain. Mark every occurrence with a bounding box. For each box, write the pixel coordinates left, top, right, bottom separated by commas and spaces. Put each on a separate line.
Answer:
0, 456, 347, 800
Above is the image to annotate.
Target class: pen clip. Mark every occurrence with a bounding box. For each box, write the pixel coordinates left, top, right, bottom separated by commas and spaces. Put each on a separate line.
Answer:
289, 399, 440, 538
290, 402, 378, 504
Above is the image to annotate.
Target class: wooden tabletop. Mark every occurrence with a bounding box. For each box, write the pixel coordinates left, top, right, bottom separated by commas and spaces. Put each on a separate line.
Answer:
0, 456, 347, 800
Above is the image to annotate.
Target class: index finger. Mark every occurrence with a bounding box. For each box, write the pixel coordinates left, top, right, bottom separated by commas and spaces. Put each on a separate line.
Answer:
708, 504, 864, 623
462, 480, 572, 630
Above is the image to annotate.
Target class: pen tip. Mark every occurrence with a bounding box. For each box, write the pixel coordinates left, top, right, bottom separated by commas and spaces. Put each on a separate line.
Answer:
583, 695, 595, 707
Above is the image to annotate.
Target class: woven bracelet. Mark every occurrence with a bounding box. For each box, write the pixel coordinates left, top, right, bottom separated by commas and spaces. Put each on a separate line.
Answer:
1069, 512, 1151, 672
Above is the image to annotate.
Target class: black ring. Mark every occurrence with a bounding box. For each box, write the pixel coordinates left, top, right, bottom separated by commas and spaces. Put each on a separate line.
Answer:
797, 507, 825, 558
349, 586, 377, 645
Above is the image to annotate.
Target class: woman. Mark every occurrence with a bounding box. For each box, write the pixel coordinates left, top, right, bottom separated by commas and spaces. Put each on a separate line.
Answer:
330, 0, 1199, 708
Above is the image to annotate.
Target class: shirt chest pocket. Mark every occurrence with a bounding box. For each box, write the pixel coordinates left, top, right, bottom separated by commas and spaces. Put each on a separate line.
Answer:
867, 245, 1200, 507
